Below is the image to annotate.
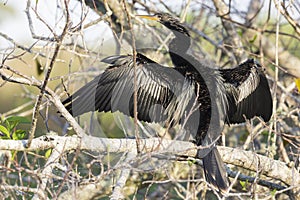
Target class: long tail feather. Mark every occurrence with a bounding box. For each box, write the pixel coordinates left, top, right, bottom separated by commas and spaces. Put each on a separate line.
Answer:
202, 147, 229, 192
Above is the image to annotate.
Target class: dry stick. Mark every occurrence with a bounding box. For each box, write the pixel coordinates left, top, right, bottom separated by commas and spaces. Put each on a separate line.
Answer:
180, 0, 191, 21
110, 152, 137, 200
274, 1, 300, 36
122, 1, 141, 153
26, 1, 70, 148
0, 32, 46, 58
54, 144, 81, 199
226, 169, 285, 191
258, 0, 271, 65
267, 0, 280, 158
1, 101, 33, 117
212, 0, 246, 63
26, 43, 60, 147
25, 0, 56, 42
108, 3, 139, 199
83, 0, 112, 30
32, 139, 74, 200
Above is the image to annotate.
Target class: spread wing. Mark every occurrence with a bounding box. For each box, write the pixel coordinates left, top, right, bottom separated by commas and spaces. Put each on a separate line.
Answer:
63, 53, 196, 124
221, 59, 273, 123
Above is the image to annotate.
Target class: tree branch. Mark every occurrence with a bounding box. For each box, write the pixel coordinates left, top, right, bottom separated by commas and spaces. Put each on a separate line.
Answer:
0, 66, 87, 138
212, 0, 247, 63
26, 0, 71, 147
273, 0, 300, 37
0, 135, 298, 193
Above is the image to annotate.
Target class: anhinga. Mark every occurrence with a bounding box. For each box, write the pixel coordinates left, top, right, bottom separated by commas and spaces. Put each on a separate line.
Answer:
62, 13, 272, 192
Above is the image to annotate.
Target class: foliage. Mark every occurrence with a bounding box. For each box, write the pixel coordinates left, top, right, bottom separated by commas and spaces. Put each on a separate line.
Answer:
0, 116, 29, 140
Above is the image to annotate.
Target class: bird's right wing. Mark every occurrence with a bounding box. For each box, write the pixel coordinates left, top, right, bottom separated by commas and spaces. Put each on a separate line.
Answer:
63, 53, 196, 125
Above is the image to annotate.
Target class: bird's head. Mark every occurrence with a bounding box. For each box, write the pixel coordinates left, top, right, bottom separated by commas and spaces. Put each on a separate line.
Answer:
137, 13, 190, 37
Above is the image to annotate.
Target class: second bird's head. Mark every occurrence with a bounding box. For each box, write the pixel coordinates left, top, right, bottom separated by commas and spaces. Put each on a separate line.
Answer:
137, 13, 190, 37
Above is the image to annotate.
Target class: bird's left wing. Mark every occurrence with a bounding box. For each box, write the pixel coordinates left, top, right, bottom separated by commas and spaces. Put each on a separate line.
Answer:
221, 59, 273, 123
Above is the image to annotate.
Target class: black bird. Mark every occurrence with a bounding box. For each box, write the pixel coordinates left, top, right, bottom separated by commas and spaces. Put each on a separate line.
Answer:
62, 13, 272, 192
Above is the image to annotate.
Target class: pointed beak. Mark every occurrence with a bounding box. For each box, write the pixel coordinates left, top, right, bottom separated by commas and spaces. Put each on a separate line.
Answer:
136, 15, 159, 21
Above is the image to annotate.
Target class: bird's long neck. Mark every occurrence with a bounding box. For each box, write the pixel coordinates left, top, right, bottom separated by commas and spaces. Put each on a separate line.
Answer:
169, 30, 191, 54
168, 30, 192, 68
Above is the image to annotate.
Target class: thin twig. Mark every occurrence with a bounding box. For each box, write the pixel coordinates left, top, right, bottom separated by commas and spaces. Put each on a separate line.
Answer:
267, 0, 280, 158
0, 62, 87, 137
110, 152, 136, 200
274, 1, 300, 36
122, 0, 141, 154
26, 0, 70, 147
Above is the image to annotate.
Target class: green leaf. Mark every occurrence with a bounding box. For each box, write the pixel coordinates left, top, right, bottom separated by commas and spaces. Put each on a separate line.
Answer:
7, 120, 18, 131
12, 129, 26, 140
271, 189, 277, 196
0, 115, 5, 123
237, 29, 243, 37
11, 150, 17, 160
4, 116, 30, 131
249, 34, 257, 44
0, 125, 10, 138
45, 149, 52, 159
187, 159, 196, 166
6, 116, 31, 124
239, 180, 247, 191
4, 120, 12, 132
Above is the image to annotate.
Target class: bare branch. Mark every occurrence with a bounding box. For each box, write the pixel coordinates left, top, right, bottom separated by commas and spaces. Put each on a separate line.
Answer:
212, 0, 247, 63
26, 0, 71, 147
0, 135, 299, 193
110, 152, 136, 200
0, 66, 87, 138
273, 0, 300, 36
